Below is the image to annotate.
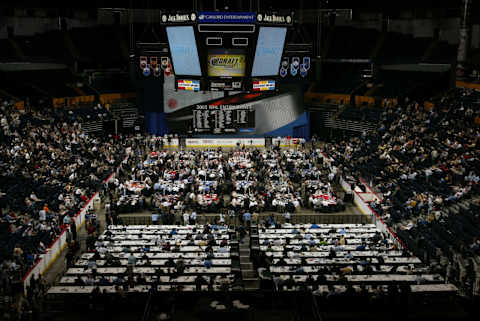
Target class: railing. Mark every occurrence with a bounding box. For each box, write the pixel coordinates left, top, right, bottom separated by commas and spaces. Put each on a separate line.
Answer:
21, 155, 129, 291
119, 214, 371, 226
321, 151, 408, 252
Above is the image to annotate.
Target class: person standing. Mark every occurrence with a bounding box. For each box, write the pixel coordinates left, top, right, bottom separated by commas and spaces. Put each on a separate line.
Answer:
238, 225, 247, 244
190, 211, 197, 225
243, 211, 251, 229
183, 212, 190, 226
284, 212, 291, 224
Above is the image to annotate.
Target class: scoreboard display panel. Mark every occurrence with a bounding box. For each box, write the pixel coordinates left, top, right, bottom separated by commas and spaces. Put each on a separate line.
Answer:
191, 93, 264, 134
193, 104, 254, 134
207, 49, 246, 77
161, 11, 294, 92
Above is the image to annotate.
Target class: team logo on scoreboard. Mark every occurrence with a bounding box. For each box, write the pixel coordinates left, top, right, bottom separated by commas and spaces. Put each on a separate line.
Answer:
300, 64, 307, 78
290, 57, 300, 76
290, 64, 297, 76
280, 57, 289, 77
139, 56, 147, 70
303, 57, 311, 71
150, 57, 158, 69
164, 63, 172, 76
161, 57, 169, 70
291, 57, 300, 70
143, 64, 151, 77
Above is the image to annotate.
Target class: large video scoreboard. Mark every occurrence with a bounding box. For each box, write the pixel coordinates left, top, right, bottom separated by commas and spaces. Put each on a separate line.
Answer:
160, 11, 294, 92
193, 104, 254, 134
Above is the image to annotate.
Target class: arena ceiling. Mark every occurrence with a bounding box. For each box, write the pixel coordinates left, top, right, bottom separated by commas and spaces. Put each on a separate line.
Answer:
0, 0, 467, 11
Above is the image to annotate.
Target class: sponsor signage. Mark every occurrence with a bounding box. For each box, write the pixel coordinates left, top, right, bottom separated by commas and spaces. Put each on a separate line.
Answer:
210, 80, 243, 91
197, 12, 256, 23
161, 12, 197, 23
177, 79, 200, 91
253, 80, 275, 91
256, 13, 293, 24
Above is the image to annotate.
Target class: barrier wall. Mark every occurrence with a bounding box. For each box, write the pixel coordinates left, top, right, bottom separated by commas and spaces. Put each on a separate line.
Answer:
21, 192, 99, 291
456, 80, 480, 90
100, 92, 136, 105
52, 95, 95, 108
185, 138, 265, 148
150, 137, 180, 148
21, 157, 124, 291
324, 152, 407, 252
355, 95, 375, 106
304, 92, 351, 105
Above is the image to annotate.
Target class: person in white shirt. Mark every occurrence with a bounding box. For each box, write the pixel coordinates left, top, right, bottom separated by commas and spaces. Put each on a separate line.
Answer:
39, 210, 46, 222
183, 212, 190, 225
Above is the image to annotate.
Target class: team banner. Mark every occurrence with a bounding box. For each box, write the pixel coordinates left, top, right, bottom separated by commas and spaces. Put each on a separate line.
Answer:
197, 12, 255, 24
207, 52, 246, 77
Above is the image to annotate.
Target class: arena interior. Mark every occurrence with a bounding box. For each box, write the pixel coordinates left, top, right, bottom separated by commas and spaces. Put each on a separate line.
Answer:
1, 1, 480, 320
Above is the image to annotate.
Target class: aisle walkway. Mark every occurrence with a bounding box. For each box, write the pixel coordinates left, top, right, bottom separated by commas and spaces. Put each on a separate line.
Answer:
43, 199, 106, 286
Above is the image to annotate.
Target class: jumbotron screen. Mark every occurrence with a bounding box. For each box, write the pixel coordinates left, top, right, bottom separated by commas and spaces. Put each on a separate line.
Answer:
161, 11, 294, 91
207, 49, 246, 77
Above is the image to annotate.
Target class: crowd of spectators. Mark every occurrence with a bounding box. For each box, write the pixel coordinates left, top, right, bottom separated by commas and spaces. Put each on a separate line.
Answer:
0, 100, 129, 285
103, 145, 343, 228
323, 88, 480, 296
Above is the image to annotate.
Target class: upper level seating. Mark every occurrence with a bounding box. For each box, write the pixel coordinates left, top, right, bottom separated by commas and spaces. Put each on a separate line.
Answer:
69, 27, 126, 68
0, 39, 16, 60
327, 27, 379, 59
48, 224, 241, 294
0, 69, 78, 99
338, 107, 382, 123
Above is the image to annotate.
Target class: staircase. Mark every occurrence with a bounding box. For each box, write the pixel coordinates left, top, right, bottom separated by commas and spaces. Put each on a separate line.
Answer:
240, 229, 260, 291
309, 104, 377, 133
81, 121, 103, 133
110, 102, 139, 130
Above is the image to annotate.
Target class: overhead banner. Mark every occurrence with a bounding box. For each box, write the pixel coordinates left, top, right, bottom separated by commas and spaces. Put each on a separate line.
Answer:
197, 12, 256, 24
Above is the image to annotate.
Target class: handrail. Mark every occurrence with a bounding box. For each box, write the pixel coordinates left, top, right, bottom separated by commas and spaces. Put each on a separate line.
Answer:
140, 289, 153, 321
